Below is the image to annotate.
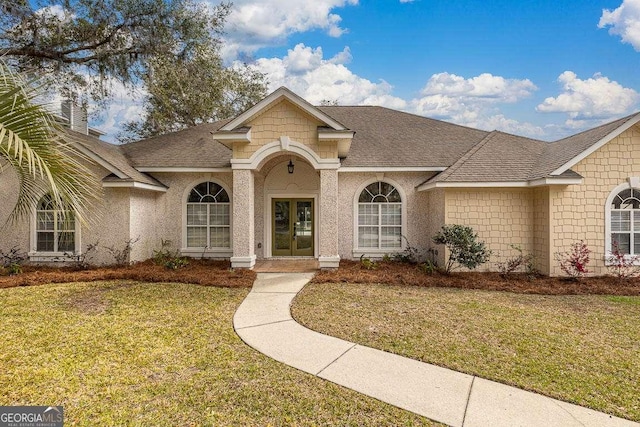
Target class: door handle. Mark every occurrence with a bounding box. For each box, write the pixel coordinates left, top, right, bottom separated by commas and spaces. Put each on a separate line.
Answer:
293, 224, 297, 240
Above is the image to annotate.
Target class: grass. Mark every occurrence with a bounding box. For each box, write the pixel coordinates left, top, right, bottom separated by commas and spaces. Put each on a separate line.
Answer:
292, 282, 640, 422
0, 281, 436, 426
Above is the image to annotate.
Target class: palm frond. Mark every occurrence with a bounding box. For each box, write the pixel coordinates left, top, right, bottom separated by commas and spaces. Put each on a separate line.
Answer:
0, 59, 101, 226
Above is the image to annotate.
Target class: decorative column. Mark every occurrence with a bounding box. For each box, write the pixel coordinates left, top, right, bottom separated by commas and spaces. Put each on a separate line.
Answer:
231, 169, 256, 269
319, 169, 340, 268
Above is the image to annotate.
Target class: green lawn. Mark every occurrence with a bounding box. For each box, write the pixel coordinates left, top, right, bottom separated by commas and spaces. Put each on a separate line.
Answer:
0, 281, 436, 426
292, 282, 640, 422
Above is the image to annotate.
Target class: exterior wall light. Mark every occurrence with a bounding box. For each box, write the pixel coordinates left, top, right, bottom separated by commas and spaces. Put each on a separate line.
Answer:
288, 159, 294, 174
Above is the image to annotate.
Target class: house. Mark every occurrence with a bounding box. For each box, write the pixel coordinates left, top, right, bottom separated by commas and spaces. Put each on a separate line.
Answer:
2, 86, 640, 276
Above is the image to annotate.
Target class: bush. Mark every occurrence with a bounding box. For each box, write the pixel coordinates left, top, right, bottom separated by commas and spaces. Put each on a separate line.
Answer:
359, 255, 377, 270
105, 237, 139, 266
153, 239, 189, 270
433, 225, 491, 273
497, 245, 537, 278
0, 247, 27, 275
555, 240, 590, 280
605, 241, 640, 280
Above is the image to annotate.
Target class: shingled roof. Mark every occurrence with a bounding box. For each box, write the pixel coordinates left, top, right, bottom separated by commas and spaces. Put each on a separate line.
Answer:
318, 106, 489, 167
68, 130, 165, 188
79, 86, 640, 189
120, 121, 231, 169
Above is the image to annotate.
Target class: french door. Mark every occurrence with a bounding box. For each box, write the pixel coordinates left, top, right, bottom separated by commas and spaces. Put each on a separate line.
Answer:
272, 199, 314, 256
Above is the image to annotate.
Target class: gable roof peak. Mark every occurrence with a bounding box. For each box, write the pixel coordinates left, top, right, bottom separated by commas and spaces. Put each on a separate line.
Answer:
220, 86, 349, 132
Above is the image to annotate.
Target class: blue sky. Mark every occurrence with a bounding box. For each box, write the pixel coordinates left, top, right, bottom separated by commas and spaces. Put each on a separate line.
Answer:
93, 0, 640, 142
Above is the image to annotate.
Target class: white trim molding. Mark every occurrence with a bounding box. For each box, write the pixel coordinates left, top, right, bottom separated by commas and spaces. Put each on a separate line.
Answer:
102, 181, 168, 192
551, 113, 640, 176
340, 166, 447, 173
136, 167, 232, 173
318, 130, 355, 140
231, 255, 256, 269
319, 255, 340, 269
604, 181, 636, 262
417, 177, 583, 192
231, 139, 340, 171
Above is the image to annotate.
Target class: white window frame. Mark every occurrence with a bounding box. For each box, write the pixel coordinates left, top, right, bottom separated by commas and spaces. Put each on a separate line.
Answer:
604, 182, 640, 264
29, 195, 81, 261
181, 180, 233, 258
353, 178, 406, 258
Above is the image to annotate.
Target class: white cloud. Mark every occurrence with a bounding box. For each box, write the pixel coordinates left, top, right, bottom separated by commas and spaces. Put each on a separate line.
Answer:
410, 72, 543, 137
399, 0, 415, 3
221, 0, 358, 58
251, 43, 406, 109
421, 72, 537, 102
599, 0, 640, 51
536, 71, 639, 122
87, 79, 147, 143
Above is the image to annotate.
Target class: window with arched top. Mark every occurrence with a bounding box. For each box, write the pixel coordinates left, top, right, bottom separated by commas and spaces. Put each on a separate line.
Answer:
357, 181, 403, 249
35, 194, 76, 253
610, 188, 640, 254
186, 182, 231, 248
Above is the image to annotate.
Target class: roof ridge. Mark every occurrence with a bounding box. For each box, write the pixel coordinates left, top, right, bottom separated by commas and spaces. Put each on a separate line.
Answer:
318, 105, 494, 136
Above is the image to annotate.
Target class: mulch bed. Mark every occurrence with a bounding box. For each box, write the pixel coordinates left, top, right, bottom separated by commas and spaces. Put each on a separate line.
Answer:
0, 259, 256, 289
3, 259, 640, 295
312, 260, 640, 296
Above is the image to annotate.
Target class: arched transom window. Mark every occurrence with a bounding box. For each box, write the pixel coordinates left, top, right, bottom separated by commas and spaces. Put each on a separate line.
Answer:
610, 188, 640, 254
357, 181, 402, 249
186, 182, 230, 248
35, 195, 76, 253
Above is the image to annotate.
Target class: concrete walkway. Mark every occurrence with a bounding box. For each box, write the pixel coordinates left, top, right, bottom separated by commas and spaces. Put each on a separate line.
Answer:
233, 273, 639, 427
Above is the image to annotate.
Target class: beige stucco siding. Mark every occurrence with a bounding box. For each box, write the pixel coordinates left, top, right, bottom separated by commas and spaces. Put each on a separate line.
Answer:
548, 125, 640, 275
444, 188, 534, 271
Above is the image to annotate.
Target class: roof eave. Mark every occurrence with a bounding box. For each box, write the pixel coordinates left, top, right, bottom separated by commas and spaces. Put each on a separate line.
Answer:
417, 177, 584, 192
550, 113, 640, 176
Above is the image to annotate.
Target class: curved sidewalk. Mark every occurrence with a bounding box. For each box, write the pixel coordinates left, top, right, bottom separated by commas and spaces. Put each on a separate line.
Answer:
233, 273, 638, 427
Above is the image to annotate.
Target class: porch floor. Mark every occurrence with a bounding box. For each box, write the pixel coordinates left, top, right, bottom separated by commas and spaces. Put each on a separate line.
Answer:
253, 259, 319, 273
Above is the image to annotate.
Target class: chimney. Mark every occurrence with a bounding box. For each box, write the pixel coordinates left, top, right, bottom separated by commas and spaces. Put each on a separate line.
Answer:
61, 100, 89, 135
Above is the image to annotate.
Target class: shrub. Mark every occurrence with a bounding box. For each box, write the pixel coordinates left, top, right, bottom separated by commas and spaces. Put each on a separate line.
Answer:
153, 239, 190, 270
555, 240, 590, 280
0, 246, 27, 273
497, 245, 536, 278
432, 225, 491, 273
392, 237, 422, 264
605, 241, 640, 280
105, 237, 139, 266
359, 255, 377, 270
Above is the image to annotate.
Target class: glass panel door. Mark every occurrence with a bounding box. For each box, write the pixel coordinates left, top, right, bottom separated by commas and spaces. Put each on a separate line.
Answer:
273, 200, 291, 256
293, 200, 313, 256
272, 199, 314, 256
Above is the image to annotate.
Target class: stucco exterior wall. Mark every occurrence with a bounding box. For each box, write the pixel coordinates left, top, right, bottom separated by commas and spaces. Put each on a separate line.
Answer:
0, 167, 30, 256
444, 188, 534, 271
336, 172, 432, 260
425, 188, 446, 266
233, 100, 338, 160
151, 172, 233, 258
548, 125, 640, 275
128, 189, 158, 262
